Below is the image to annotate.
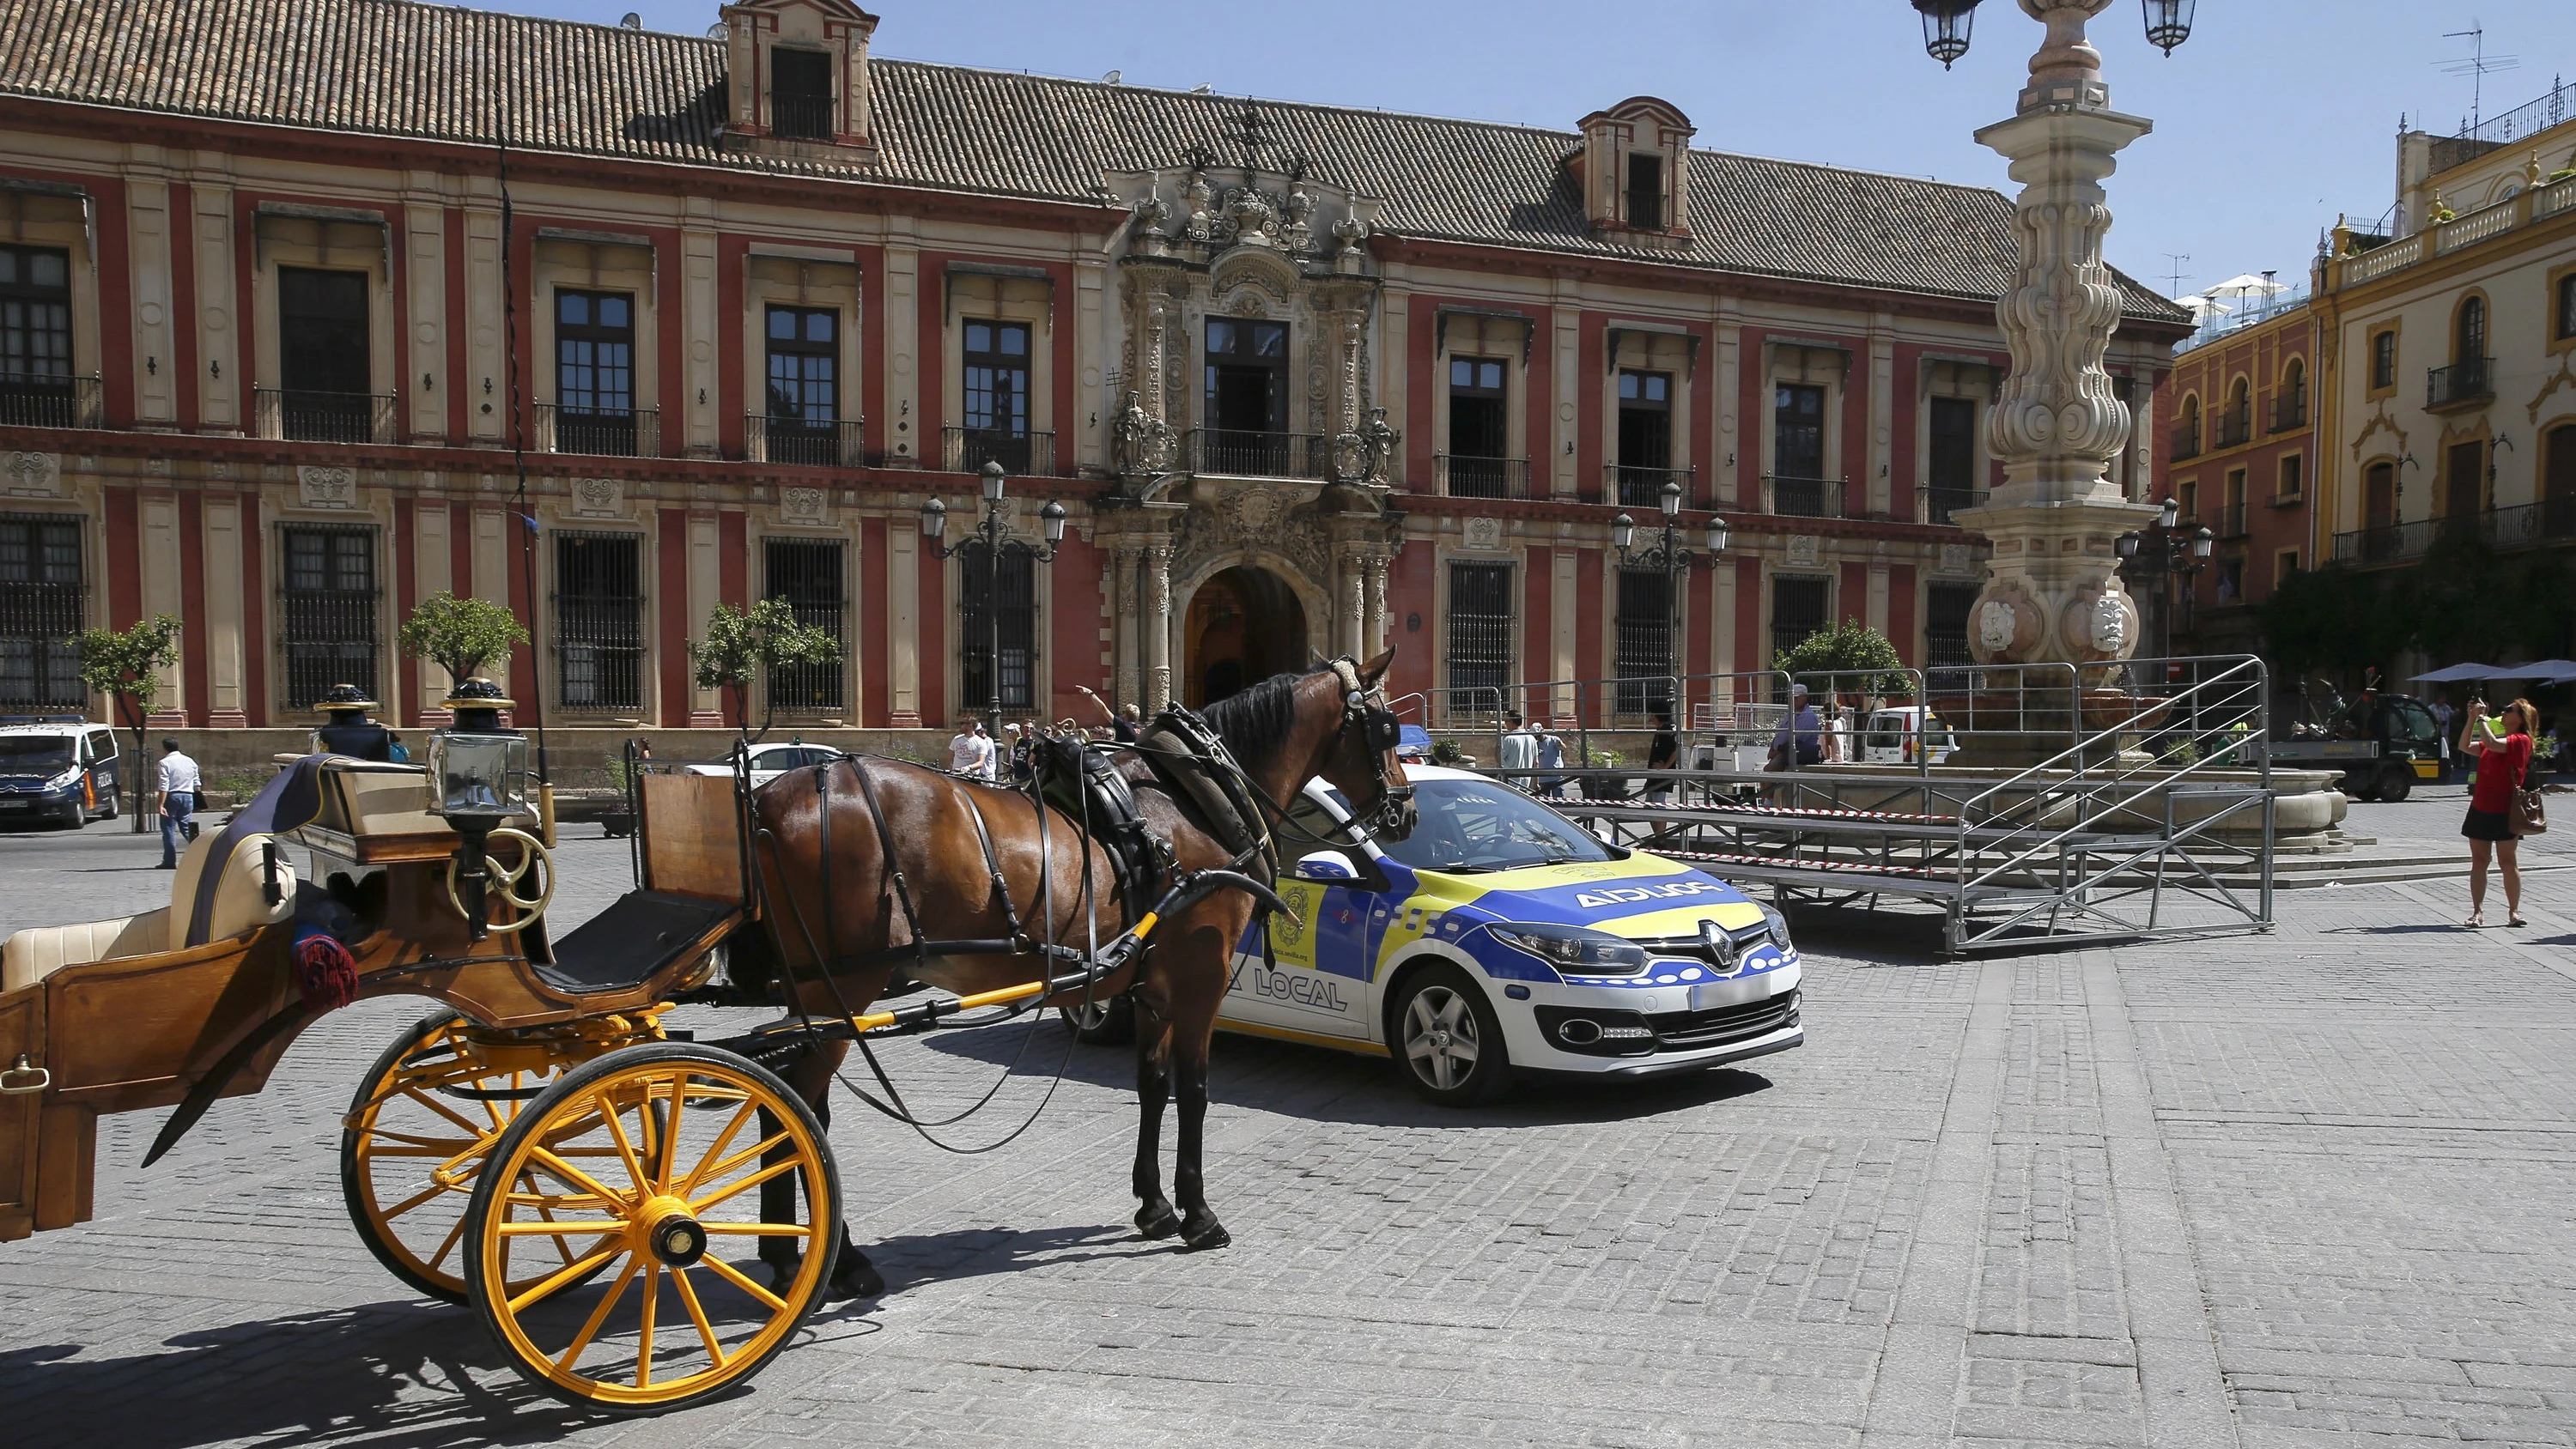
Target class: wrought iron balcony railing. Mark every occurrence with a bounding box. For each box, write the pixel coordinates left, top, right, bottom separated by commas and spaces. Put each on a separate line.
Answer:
536, 403, 658, 458
745, 414, 866, 468
1761, 474, 1847, 519
255, 387, 397, 445
940, 427, 1056, 476
1606, 463, 1693, 509
2269, 393, 2306, 433
1437, 454, 1529, 500
1183, 428, 1329, 479
2331, 498, 2576, 565
1917, 486, 1986, 526
769, 94, 835, 141
2213, 402, 2252, 449
0, 373, 103, 430
2215, 503, 2249, 540
2427, 356, 2493, 412
2171, 423, 2201, 461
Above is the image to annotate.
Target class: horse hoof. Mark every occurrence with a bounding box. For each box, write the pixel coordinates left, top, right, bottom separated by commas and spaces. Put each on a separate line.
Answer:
765, 1258, 802, 1295
827, 1259, 885, 1300
1180, 1216, 1231, 1252
1135, 1203, 1182, 1240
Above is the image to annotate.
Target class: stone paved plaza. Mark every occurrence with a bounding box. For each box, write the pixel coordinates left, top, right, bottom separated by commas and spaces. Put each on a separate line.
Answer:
0, 792, 2571, 1447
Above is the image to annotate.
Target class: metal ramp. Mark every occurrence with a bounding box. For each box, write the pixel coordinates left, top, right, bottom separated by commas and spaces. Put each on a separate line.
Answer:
1490, 657, 2278, 955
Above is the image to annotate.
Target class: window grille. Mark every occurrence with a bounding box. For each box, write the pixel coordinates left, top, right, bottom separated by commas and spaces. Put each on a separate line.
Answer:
958, 543, 1036, 712
1444, 561, 1513, 714
1613, 567, 1674, 719
279, 524, 379, 709
0, 513, 82, 712
1770, 574, 1830, 679
1925, 581, 1978, 670
770, 47, 835, 140
764, 537, 848, 713
553, 531, 644, 712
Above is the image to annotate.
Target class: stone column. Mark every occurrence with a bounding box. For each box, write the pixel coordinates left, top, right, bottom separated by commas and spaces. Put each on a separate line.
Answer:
1143, 543, 1172, 712
1112, 543, 1141, 711
1951, 0, 2161, 674
1341, 551, 1366, 658
1363, 554, 1389, 652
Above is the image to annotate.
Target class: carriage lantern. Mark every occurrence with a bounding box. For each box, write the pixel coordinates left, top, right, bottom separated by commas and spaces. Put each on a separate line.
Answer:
428, 678, 531, 941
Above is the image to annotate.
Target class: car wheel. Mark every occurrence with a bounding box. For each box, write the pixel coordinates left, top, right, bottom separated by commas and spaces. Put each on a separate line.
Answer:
1389, 964, 1511, 1106
2378, 763, 2414, 803
1059, 993, 1134, 1045
98, 796, 117, 822
2340, 770, 2378, 802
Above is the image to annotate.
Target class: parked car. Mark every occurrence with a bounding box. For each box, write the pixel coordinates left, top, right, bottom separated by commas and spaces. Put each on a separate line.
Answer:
677, 742, 841, 788
1860, 706, 1957, 767
1064, 766, 1802, 1105
0, 720, 122, 828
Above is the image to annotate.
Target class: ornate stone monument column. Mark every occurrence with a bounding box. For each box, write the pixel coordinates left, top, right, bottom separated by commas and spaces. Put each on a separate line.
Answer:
1951, 0, 2163, 673
1144, 543, 1173, 712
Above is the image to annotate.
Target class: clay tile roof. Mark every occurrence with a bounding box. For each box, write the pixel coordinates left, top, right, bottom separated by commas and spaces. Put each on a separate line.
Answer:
0, 0, 2190, 326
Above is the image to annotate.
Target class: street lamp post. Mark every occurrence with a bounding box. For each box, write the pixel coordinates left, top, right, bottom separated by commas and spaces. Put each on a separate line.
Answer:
1909, 1, 2199, 682
919, 461, 1068, 722
2114, 496, 2214, 663
1613, 480, 1729, 718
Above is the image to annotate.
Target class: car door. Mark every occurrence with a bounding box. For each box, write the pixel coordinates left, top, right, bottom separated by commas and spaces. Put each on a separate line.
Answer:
85, 730, 115, 806
1225, 787, 1382, 1040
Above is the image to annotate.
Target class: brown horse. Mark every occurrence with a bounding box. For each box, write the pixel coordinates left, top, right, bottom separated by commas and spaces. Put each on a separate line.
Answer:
744, 649, 1413, 1297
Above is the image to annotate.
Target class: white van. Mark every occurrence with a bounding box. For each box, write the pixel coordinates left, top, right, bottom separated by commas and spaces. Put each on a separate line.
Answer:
1861, 706, 1956, 766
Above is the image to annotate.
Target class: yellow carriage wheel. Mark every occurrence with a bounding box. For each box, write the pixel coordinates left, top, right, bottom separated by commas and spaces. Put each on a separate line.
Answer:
339, 1011, 621, 1303
463, 1043, 840, 1414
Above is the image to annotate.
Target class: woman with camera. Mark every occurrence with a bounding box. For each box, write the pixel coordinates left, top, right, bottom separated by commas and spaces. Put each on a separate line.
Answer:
2458, 695, 2536, 928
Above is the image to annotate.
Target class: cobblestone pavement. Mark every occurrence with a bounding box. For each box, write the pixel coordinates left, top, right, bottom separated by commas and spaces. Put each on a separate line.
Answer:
0, 798, 2571, 1447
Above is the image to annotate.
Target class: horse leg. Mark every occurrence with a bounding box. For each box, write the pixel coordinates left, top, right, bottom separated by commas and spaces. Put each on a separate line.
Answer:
1170, 946, 1231, 1252
1131, 991, 1181, 1240
760, 1041, 884, 1300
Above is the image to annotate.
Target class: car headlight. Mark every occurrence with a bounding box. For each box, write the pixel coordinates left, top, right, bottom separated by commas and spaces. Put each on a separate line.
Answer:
1761, 905, 1793, 951
1485, 923, 1648, 975
46, 768, 80, 791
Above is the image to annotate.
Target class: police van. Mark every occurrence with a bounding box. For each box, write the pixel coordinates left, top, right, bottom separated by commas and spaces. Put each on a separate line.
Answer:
1066, 765, 1803, 1105
0, 719, 123, 829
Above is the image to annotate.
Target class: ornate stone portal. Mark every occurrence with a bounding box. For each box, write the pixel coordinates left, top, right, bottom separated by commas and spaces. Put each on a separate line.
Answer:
1949, 0, 2163, 672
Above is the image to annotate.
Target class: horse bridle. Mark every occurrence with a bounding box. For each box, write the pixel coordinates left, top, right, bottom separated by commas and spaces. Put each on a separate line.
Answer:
1326, 657, 1413, 834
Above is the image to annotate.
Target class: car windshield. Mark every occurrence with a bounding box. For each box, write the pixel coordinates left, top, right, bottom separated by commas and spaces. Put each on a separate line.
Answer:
1370, 779, 1617, 875
0, 737, 73, 771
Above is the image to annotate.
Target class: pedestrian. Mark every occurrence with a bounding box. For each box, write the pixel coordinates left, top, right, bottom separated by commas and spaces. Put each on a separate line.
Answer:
1114, 703, 1142, 745
1497, 711, 1537, 782
1536, 732, 1566, 797
2458, 694, 2535, 929
2430, 695, 2455, 782
947, 717, 994, 779
155, 736, 200, 870
1004, 722, 1033, 784
386, 731, 410, 763
1645, 707, 1680, 802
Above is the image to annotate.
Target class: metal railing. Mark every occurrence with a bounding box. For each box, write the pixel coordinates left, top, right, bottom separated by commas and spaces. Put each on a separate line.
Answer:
1918, 486, 1985, 526
2215, 503, 2249, 540
1437, 454, 1529, 500
744, 414, 866, 467
2171, 422, 2201, 461
2213, 402, 2251, 449
1762, 474, 1847, 518
2325, 500, 2576, 564
2427, 356, 2493, 410
0, 373, 102, 429
256, 387, 397, 445
939, 427, 1055, 476
1607, 462, 1694, 509
2428, 81, 2571, 173
770, 94, 835, 141
536, 403, 658, 458
2269, 393, 2306, 433
1184, 428, 1328, 478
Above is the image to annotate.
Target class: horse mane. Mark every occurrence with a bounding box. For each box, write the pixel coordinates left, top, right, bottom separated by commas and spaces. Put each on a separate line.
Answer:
1197, 665, 1333, 762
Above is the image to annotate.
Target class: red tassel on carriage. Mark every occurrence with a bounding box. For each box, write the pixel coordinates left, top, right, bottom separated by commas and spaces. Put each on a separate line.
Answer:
294, 925, 361, 1011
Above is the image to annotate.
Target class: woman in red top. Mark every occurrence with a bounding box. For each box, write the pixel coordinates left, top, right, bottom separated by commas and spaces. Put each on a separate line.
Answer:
2458, 696, 2534, 928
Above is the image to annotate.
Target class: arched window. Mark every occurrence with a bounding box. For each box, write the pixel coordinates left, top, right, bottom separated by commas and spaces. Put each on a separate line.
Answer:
2175, 393, 2201, 459
2457, 294, 2486, 363
2546, 422, 2576, 538
2221, 378, 2250, 446
2276, 357, 2306, 431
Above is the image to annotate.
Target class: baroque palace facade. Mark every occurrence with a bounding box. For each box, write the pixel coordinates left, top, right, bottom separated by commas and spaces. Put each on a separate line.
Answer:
0, 0, 2188, 734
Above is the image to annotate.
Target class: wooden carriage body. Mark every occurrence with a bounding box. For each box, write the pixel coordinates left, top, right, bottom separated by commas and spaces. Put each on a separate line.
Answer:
0, 759, 749, 1243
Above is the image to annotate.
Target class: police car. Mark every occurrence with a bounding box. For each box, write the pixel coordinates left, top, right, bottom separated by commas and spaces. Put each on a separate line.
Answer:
0, 720, 123, 829
1069, 765, 1802, 1104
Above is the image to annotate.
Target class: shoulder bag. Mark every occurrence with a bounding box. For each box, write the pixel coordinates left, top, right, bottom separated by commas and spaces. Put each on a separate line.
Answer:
2510, 741, 2548, 836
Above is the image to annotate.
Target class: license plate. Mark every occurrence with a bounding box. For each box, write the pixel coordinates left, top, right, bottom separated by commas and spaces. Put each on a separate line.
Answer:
0, 799, 31, 809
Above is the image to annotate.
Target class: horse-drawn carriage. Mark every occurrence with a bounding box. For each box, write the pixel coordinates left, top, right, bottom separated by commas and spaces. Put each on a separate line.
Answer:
0, 656, 1413, 1414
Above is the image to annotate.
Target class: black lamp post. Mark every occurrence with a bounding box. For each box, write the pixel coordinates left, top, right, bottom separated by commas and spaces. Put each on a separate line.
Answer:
919, 461, 1068, 721
1911, 0, 2194, 68
2115, 497, 2214, 663
1612, 480, 1728, 712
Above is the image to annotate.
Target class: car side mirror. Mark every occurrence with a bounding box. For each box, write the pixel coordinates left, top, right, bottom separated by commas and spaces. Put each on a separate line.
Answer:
1291, 851, 1358, 882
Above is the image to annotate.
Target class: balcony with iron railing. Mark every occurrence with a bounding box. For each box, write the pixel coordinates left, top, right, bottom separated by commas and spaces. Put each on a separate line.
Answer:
1437, 454, 1530, 500
2331, 496, 2576, 565
2269, 392, 2306, 433
769, 94, 835, 142
2212, 402, 2252, 449
744, 414, 866, 467
1917, 486, 1987, 526
256, 387, 397, 445
1607, 463, 1694, 509
1185, 428, 1329, 479
536, 403, 658, 458
1760, 474, 1847, 519
0, 373, 104, 430
939, 427, 1056, 476
2171, 421, 2201, 461
2215, 503, 2249, 540
2427, 356, 2493, 413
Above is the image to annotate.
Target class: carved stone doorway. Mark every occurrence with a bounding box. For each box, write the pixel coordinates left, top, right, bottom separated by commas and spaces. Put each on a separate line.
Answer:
1183, 565, 1308, 706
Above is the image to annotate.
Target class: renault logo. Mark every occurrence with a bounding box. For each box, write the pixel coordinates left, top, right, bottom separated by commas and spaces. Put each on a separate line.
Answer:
1698, 918, 1738, 968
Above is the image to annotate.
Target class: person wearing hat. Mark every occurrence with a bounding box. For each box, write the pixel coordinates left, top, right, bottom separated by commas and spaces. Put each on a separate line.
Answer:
312, 682, 394, 761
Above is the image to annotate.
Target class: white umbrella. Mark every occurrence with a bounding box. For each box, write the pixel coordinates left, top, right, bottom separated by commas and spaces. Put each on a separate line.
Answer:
2173, 294, 2232, 323
2205, 272, 2288, 302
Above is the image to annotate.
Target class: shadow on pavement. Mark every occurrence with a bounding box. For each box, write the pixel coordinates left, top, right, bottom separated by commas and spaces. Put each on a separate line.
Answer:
841, 1222, 1170, 1302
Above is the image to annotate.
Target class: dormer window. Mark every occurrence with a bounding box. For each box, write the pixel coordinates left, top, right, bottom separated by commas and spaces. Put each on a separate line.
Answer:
1625, 153, 1664, 231
770, 48, 834, 140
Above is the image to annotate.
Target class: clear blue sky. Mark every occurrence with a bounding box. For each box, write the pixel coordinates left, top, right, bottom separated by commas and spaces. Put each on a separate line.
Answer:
507, 0, 2566, 301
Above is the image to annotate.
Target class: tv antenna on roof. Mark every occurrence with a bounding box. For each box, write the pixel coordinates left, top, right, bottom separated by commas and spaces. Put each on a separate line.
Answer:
2162, 253, 2191, 296
2439, 21, 2519, 134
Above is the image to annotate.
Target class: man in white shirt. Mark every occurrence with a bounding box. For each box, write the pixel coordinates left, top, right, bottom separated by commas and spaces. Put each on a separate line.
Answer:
155, 737, 201, 870
946, 718, 994, 779
1496, 712, 1538, 779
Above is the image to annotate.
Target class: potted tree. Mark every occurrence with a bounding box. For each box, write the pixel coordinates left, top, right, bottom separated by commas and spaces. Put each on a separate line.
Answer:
398, 591, 531, 699
688, 597, 841, 740
70, 613, 182, 834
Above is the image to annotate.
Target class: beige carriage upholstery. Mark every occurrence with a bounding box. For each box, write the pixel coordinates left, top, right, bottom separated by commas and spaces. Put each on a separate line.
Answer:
0, 832, 295, 993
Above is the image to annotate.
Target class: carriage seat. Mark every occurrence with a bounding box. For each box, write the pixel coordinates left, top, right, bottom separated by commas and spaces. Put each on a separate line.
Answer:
0, 831, 297, 993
